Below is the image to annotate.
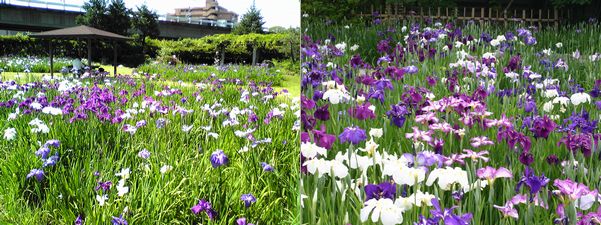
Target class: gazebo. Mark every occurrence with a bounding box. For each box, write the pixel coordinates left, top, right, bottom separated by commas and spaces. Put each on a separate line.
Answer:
30, 25, 132, 78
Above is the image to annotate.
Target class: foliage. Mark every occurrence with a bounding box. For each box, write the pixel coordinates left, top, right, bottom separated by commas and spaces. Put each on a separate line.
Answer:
145, 33, 300, 64
232, 3, 265, 35
76, 0, 109, 30
131, 5, 160, 41
550, 0, 591, 7
106, 0, 131, 36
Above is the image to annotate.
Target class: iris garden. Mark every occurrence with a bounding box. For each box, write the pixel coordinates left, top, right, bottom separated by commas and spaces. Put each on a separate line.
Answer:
0, 63, 300, 224
300, 16, 601, 225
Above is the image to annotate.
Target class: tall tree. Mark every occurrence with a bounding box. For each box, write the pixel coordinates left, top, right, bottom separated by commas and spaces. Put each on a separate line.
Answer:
107, 0, 131, 36
131, 5, 160, 55
131, 5, 160, 40
76, 0, 108, 30
232, 2, 265, 34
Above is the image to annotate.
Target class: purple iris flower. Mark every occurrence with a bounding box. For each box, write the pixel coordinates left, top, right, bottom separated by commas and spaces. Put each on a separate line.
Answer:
386, 103, 410, 128
210, 150, 229, 168
367, 89, 385, 104
42, 153, 60, 167
515, 167, 550, 202
546, 154, 559, 165
138, 149, 151, 159
111, 215, 127, 225
236, 217, 255, 225
44, 140, 60, 148
528, 116, 555, 139
191, 199, 211, 214
314, 104, 330, 121
426, 76, 437, 86
524, 36, 537, 45
135, 120, 147, 128
338, 126, 367, 145
74, 215, 83, 225
35, 147, 51, 159
558, 133, 593, 157
26, 169, 44, 181
374, 79, 393, 90
95, 181, 113, 192
350, 54, 365, 68
364, 182, 396, 201
404, 65, 419, 74
240, 193, 256, 208
524, 100, 537, 113
505, 54, 521, 72
376, 39, 390, 53
430, 199, 473, 225
191, 199, 217, 220
312, 126, 336, 149
517, 28, 531, 37
348, 103, 376, 120
301, 96, 315, 110
518, 152, 534, 166
261, 162, 273, 172
403, 152, 444, 168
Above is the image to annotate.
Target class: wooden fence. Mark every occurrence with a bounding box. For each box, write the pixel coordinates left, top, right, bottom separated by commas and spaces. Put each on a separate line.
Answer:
359, 4, 571, 28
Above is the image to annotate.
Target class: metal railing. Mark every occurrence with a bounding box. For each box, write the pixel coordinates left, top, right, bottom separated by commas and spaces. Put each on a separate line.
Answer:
0, 0, 83, 12
0, 0, 236, 28
158, 15, 235, 28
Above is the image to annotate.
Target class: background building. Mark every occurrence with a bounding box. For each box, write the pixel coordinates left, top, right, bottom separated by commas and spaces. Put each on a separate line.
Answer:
167, 0, 238, 27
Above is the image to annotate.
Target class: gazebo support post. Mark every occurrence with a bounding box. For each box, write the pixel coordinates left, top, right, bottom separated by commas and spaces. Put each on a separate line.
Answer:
49, 40, 54, 78
252, 45, 257, 65
113, 41, 117, 76
87, 38, 92, 72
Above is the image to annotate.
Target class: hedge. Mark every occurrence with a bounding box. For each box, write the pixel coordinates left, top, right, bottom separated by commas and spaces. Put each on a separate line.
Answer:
145, 33, 299, 64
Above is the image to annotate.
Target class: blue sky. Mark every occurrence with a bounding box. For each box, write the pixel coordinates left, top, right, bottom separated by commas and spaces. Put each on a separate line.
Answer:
7, 0, 300, 28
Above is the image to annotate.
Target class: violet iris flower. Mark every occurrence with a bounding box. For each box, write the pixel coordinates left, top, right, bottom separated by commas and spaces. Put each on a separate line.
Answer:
312, 125, 336, 149
339, 126, 367, 145
240, 193, 257, 208
237, 217, 255, 225
429, 199, 473, 225
210, 150, 229, 168
191, 199, 218, 220
74, 215, 83, 225
261, 162, 274, 172
26, 169, 44, 181
515, 167, 550, 202
314, 104, 330, 121
386, 103, 410, 128
364, 182, 396, 201
348, 103, 376, 120
530, 115, 556, 139
111, 215, 128, 225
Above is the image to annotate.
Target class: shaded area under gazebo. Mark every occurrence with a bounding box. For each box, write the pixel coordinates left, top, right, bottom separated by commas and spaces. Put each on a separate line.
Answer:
30, 25, 132, 77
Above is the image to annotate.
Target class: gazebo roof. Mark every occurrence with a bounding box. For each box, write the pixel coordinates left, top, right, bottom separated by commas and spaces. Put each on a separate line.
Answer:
30, 25, 132, 41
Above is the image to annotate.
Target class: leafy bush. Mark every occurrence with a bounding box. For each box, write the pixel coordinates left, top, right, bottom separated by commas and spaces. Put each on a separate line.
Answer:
145, 33, 299, 65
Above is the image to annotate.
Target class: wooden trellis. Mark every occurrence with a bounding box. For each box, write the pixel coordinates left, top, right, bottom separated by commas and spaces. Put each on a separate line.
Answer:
359, 4, 569, 28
